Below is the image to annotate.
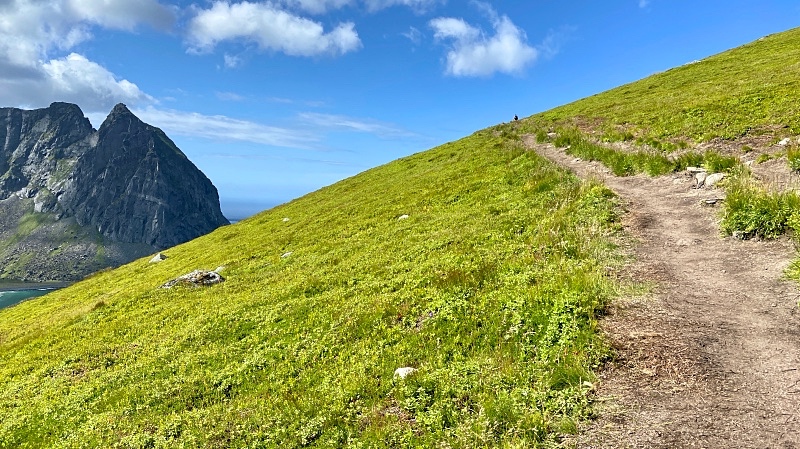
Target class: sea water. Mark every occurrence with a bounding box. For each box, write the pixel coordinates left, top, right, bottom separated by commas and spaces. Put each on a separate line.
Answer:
0, 284, 63, 310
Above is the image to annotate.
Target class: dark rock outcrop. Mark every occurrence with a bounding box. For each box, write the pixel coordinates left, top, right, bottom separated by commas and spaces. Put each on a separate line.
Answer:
60, 104, 228, 248
0, 102, 229, 281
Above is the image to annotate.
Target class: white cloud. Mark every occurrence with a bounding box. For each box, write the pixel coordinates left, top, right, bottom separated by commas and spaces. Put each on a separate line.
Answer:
0, 0, 174, 112
216, 91, 246, 101
65, 0, 176, 31
0, 53, 152, 112
186, 1, 362, 57
430, 18, 480, 40
223, 53, 243, 69
363, 0, 441, 12
43, 54, 152, 105
430, 6, 538, 77
278, 0, 441, 13
299, 112, 416, 139
0, 0, 175, 66
281, 0, 354, 14
402, 26, 423, 45
136, 107, 320, 149
537, 26, 575, 60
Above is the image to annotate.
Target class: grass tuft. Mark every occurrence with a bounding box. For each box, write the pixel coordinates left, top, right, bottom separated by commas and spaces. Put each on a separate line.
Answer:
554, 128, 739, 177
721, 169, 800, 239
787, 146, 800, 171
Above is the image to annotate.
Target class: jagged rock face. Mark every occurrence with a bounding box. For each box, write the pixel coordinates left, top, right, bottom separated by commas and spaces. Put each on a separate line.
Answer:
60, 104, 229, 248
0, 102, 229, 281
0, 102, 94, 208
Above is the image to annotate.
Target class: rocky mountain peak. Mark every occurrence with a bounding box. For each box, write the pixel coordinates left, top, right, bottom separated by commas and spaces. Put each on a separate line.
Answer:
0, 102, 229, 281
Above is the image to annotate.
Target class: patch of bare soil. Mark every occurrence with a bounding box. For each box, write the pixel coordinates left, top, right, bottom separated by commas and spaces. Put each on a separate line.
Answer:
524, 137, 800, 448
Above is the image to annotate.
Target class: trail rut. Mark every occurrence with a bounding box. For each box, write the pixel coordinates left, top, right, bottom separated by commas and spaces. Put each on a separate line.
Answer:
526, 139, 800, 448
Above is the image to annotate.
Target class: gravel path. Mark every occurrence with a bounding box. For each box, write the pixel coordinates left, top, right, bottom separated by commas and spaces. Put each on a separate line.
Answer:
527, 138, 800, 448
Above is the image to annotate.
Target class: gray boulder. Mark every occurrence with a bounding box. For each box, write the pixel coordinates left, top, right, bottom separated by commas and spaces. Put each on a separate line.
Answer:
705, 173, 725, 188
160, 268, 225, 289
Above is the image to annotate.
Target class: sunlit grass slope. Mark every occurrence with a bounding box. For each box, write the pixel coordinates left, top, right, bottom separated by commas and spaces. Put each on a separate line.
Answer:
537, 27, 800, 142
0, 125, 623, 448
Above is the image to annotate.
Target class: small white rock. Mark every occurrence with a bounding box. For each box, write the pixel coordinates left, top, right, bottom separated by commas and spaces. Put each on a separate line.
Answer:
778, 138, 791, 146
281, 252, 293, 258
282, 217, 290, 222
393, 367, 417, 379
149, 253, 167, 263
695, 172, 707, 187
705, 173, 725, 188
398, 214, 409, 220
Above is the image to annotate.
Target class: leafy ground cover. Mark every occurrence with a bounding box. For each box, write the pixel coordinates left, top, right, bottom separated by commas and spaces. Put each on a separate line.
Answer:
521, 27, 800, 244
0, 125, 626, 448
720, 167, 800, 240
546, 127, 737, 177
536, 27, 800, 145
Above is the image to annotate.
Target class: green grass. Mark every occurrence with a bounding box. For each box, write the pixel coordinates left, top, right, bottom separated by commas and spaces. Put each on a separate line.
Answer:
787, 146, 800, 171
721, 168, 800, 239
0, 128, 626, 447
535, 27, 800, 143
0, 211, 56, 254
553, 127, 738, 176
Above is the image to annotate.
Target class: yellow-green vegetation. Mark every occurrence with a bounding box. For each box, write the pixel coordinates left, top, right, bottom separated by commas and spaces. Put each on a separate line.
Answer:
14, 212, 53, 241
787, 145, 800, 171
537, 27, 800, 143
524, 27, 800, 243
721, 168, 800, 240
0, 126, 625, 447
549, 127, 738, 176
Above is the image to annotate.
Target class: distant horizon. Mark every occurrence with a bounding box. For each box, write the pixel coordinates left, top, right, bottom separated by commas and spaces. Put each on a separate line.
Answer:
0, 1, 797, 210
221, 198, 282, 222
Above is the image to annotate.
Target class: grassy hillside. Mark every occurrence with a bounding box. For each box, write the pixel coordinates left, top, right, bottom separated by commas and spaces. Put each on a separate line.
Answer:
537, 27, 800, 144
0, 126, 624, 447
6, 22, 799, 449
530, 27, 800, 245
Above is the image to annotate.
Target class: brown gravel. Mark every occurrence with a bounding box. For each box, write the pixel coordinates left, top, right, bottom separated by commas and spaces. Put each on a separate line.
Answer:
525, 137, 800, 449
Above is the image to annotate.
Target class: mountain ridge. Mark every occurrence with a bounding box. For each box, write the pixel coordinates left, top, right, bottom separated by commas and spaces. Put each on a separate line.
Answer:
0, 102, 228, 281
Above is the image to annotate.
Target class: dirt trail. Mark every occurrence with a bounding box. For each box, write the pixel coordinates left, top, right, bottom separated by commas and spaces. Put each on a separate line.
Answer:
525, 138, 800, 448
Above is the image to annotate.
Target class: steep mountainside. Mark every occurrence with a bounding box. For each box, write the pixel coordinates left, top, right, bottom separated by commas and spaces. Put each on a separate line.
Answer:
0, 103, 228, 281
3, 25, 800, 449
536, 27, 800, 143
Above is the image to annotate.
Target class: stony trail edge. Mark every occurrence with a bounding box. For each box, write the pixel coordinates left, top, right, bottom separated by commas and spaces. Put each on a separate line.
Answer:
525, 137, 800, 448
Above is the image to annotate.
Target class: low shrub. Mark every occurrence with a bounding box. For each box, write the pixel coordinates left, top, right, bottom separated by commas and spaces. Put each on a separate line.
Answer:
721, 170, 800, 239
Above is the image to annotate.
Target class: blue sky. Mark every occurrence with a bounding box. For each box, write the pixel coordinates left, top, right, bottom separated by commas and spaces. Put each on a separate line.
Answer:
0, 0, 797, 219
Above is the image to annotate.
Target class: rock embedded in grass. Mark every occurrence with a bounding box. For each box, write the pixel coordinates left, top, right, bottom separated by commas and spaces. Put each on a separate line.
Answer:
705, 173, 725, 188
695, 172, 707, 188
160, 269, 225, 288
393, 367, 416, 379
